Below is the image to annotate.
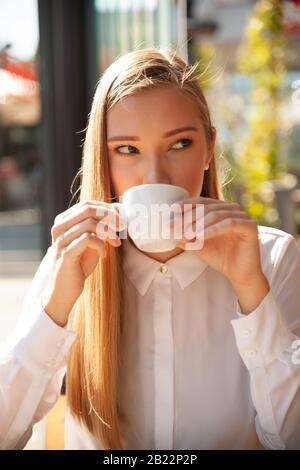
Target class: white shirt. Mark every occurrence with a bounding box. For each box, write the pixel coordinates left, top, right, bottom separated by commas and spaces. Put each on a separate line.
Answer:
1, 225, 300, 450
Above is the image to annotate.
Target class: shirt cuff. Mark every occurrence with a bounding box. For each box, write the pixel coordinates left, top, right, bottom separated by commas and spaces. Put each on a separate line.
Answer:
230, 289, 294, 370
5, 301, 77, 374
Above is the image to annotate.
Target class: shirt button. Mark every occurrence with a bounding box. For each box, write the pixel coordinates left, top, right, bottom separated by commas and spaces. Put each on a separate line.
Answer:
245, 349, 257, 358
242, 328, 252, 338
160, 265, 168, 273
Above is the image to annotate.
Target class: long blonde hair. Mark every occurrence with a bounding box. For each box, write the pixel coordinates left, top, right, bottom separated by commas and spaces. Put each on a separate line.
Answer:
66, 47, 226, 450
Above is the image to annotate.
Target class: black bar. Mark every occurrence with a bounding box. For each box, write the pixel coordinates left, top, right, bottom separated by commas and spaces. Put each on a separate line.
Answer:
37, 0, 96, 253
1, 449, 300, 463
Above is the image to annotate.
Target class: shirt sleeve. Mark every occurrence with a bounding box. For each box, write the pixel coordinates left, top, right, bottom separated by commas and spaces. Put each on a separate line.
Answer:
0, 246, 77, 450
230, 234, 300, 450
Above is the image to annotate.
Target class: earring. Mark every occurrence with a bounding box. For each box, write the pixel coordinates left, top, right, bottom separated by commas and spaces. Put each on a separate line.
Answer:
205, 164, 209, 171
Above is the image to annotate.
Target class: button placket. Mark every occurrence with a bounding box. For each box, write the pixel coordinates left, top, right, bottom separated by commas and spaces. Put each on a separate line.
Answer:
153, 271, 174, 449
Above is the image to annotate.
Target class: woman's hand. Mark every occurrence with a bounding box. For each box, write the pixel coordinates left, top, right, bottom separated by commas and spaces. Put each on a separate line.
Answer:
42, 200, 125, 326
170, 196, 267, 288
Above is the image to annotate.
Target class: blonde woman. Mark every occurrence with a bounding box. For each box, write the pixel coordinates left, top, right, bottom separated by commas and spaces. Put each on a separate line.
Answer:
1, 48, 300, 450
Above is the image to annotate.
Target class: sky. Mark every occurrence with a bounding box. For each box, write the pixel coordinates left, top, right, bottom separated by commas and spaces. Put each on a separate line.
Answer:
0, 0, 39, 61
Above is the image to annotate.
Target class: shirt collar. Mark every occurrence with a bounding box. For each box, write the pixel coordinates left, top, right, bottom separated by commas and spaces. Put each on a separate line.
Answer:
121, 237, 208, 296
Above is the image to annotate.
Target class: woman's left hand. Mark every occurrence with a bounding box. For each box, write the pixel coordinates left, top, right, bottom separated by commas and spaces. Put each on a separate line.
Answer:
170, 196, 264, 287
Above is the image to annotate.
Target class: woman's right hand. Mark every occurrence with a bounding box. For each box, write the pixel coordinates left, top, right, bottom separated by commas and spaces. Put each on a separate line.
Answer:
42, 200, 126, 327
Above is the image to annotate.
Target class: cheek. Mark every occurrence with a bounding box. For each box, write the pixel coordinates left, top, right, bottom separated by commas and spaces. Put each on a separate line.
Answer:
170, 157, 205, 197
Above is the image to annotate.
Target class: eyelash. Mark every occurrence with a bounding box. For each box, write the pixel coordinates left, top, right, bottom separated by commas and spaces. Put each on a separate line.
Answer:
113, 138, 193, 156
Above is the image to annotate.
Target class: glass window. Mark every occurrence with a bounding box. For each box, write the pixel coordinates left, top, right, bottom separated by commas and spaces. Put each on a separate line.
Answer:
94, 0, 187, 73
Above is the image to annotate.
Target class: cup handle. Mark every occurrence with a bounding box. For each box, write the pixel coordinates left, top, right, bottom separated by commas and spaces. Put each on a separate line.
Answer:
111, 202, 128, 232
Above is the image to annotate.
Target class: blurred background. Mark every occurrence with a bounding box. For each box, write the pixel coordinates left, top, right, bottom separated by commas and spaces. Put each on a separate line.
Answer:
0, 0, 300, 449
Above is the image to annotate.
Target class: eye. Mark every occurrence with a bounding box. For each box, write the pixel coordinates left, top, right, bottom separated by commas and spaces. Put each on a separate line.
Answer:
114, 145, 139, 155
113, 138, 193, 156
170, 138, 193, 150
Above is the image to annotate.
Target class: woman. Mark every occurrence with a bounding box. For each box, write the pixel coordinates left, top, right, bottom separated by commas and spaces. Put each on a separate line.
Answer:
1, 47, 300, 450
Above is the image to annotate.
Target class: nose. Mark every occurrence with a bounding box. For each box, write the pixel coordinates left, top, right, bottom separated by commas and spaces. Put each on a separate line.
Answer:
142, 154, 171, 185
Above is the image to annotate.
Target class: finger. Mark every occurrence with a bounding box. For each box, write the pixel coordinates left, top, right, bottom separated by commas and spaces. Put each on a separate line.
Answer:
170, 204, 244, 230
177, 216, 255, 244
95, 221, 122, 247
170, 198, 240, 214
203, 211, 249, 229
61, 232, 106, 260
55, 200, 110, 222
96, 207, 127, 232
186, 210, 249, 236
199, 217, 258, 240
52, 203, 123, 243
173, 196, 223, 207
54, 218, 121, 256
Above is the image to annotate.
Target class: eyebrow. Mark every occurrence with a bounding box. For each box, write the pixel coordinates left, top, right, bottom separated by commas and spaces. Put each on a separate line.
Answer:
107, 126, 199, 142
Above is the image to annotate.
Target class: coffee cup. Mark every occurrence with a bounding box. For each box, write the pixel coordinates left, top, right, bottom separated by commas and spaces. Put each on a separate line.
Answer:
111, 183, 189, 253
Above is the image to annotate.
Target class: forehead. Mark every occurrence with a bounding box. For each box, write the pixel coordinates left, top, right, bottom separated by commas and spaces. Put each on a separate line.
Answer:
106, 85, 203, 134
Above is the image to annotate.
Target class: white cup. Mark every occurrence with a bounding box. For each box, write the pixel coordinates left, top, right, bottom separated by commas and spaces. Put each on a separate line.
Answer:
112, 183, 189, 253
